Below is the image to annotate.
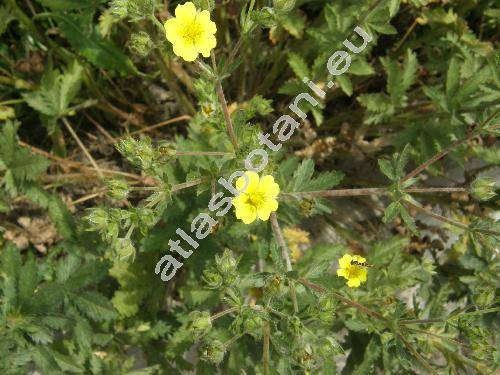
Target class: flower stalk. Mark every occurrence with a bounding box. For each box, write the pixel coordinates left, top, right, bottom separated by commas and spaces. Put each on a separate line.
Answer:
270, 212, 299, 313
211, 53, 239, 150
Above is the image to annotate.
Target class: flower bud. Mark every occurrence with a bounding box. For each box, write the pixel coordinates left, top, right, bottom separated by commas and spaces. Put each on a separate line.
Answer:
318, 336, 343, 357
85, 208, 108, 230
116, 137, 155, 171
243, 315, 264, 338
110, 0, 128, 18
187, 311, 212, 337
202, 268, 224, 289
157, 141, 177, 159
289, 316, 302, 336
264, 274, 284, 296
293, 344, 315, 369
273, 0, 295, 12
474, 286, 494, 308
470, 177, 497, 201
129, 31, 154, 57
200, 338, 226, 365
215, 249, 238, 277
106, 179, 130, 200
127, 0, 155, 20
114, 238, 136, 261
300, 198, 315, 216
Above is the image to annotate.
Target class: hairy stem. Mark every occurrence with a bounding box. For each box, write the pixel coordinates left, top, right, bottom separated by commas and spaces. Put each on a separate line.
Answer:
210, 306, 239, 322
270, 212, 299, 313
282, 187, 466, 198
171, 177, 210, 192
402, 109, 500, 183
263, 321, 270, 375
211, 53, 239, 150
298, 278, 388, 322
404, 200, 500, 236
397, 333, 438, 375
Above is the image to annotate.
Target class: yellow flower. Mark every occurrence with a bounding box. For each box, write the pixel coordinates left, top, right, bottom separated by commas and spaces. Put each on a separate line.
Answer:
164, 2, 217, 62
232, 171, 280, 224
336, 254, 367, 288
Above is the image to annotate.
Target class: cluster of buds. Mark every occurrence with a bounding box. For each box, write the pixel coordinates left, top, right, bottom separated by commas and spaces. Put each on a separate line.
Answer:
203, 249, 240, 289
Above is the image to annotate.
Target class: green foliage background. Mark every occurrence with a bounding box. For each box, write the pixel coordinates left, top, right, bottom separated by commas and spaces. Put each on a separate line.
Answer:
0, 0, 499, 373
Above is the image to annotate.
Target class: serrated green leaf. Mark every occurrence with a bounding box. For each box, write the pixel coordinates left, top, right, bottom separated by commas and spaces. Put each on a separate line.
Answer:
399, 205, 419, 235
288, 52, 309, 78
291, 159, 315, 191
52, 351, 85, 373
383, 202, 401, 224
378, 158, 396, 181
446, 55, 461, 99
73, 291, 117, 322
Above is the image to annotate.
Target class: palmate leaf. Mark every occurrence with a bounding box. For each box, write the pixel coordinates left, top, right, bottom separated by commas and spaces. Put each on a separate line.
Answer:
0, 121, 50, 183
56, 12, 137, 75
381, 49, 418, 104
288, 159, 344, 192
23, 61, 83, 117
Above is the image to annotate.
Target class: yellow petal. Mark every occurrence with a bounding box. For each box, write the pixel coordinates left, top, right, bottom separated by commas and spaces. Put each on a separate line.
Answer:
336, 268, 347, 278
235, 171, 259, 193
338, 254, 352, 269
173, 42, 199, 61
347, 278, 361, 288
232, 194, 246, 207
259, 175, 280, 198
235, 203, 257, 224
352, 255, 366, 264
262, 197, 278, 212
257, 208, 271, 221
196, 33, 217, 58
175, 2, 197, 21
164, 18, 182, 43
197, 10, 217, 34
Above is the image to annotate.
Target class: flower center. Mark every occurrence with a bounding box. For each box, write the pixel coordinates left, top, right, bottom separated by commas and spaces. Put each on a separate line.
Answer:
245, 191, 266, 208
181, 19, 204, 45
346, 265, 363, 279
